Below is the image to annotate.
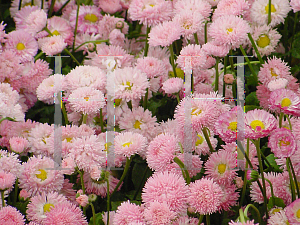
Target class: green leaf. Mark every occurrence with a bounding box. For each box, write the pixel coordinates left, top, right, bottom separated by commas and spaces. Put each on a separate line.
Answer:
131, 162, 152, 190
265, 154, 282, 172
89, 212, 105, 225
291, 32, 300, 59
267, 196, 286, 210
245, 92, 260, 106
244, 105, 262, 112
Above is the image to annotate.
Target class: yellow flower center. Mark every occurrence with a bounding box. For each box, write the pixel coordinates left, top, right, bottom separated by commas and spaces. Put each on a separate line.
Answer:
279, 139, 290, 147
228, 122, 237, 131
134, 120, 142, 129
52, 30, 60, 36
115, 99, 121, 106
272, 208, 281, 214
297, 209, 300, 218
43, 203, 54, 213
270, 68, 278, 77
281, 98, 291, 107
257, 34, 270, 48
183, 22, 191, 30
149, 4, 155, 7
84, 14, 98, 23
16, 43, 25, 51
265, 4, 276, 14
122, 142, 132, 147
65, 137, 72, 142
195, 134, 204, 146
218, 164, 226, 174
191, 108, 202, 116
250, 120, 265, 131
227, 28, 233, 34
23, 2, 32, 7
84, 96, 89, 101
105, 142, 112, 151
123, 81, 133, 90
36, 169, 47, 181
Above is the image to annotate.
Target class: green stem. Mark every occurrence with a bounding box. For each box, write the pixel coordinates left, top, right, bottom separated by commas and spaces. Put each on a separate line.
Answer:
13, 179, 18, 206
265, 178, 275, 206
48, 0, 56, 17
74, 40, 109, 52
169, 44, 177, 78
18, 0, 22, 10
61, 102, 69, 125
268, 0, 272, 25
229, 49, 235, 72
255, 139, 269, 219
63, 48, 81, 66
243, 204, 262, 224
287, 116, 293, 130
56, 0, 70, 15
143, 88, 148, 109
90, 202, 96, 225
31, 0, 34, 7
41, 0, 44, 9
240, 139, 250, 207
214, 57, 219, 92
144, 26, 150, 57
202, 127, 214, 153
220, 61, 260, 75
287, 157, 299, 199
279, 112, 284, 128
73, 0, 80, 52
204, 21, 208, 44
0, 117, 15, 124
106, 172, 110, 225
99, 108, 104, 132
240, 45, 257, 77
198, 214, 204, 225
247, 33, 264, 64
34, 51, 44, 61
111, 157, 132, 197
176, 93, 180, 104
206, 214, 210, 225
223, 57, 227, 97
194, 32, 199, 45
239, 208, 246, 223
82, 114, 88, 125
79, 171, 86, 194
173, 157, 191, 184
1, 191, 5, 207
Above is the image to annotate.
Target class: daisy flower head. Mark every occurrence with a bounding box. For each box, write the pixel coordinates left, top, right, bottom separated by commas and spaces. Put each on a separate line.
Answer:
205, 149, 238, 185
250, 0, 291, 27
69, 5, 102, 34
209, 15, 251, 50
135, 56, 166, 79
188, 178, 223, 215
285, 198, 300, 224
201, 41, 230, 58
269, 89, 300, 116
162, 77, 184, 94
0, 171, 16, 191
128, 0, 173, 27
5, 30, 38, 62
251, 25, 281, 57
113, 201, 145, 225
43, 202, 88, 225
39, 35, 67, 56
0, 206, 25, 225
19, 155, 64, 196
213, 0, 250, 20
144, 201, 177, 225
148, 21, 182, 47
290, 0, 300, 13
10, 0, 48, 18
176, 44, 207, 70
0, 150, 22, 177
245, 109, 277, 139
26, 192, 68, 223
114, 131, 147, 158
229, 220, 258, 225
267, 78, 288, 92
268, 209, 289, 225
95, 0, 122, 14
174, 0, 212, 19
194, 130, 218, 155
142, 171, 189, 215
113, 67, 149, 102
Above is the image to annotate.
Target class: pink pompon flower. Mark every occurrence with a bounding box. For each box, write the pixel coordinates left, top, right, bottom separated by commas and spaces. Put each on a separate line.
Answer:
285, 198, 300, 224
68, 87, 106, 115
114, 131, 147, 158
269, 89, 300, 116
213, 0, 250, 20
188, 178, 223, 215
113, 201, 145, 225
135, 56, 166, 79
146, 133, 180, 171
0, 171, 16, 191
209, 15, 251, 49
43, 202, 88, 225
95, 0, 122, 14
201, 41, 230, 58
176, 44, 206, 69
205, 149, 237, 185
0, 150, 22, 177
142, 171, 189, 215
267, 78, 288, 91
5, 30, 38, 62
109, 29, 125, 46
162, 77, 184, 94
291, 0, 300, 12
174, 0, 212, 20
229, 220, 258, 225
144, 201, 177, 225
268, 209, 289, 225
39, 35, 67, 56
148, 21, 182, 47
0, 206, 25, 225
9, 137, 28, 153
245, 109, 277, 139
128, 0, 173, 27
268, 128, 297, 158
76, 194, 89, 207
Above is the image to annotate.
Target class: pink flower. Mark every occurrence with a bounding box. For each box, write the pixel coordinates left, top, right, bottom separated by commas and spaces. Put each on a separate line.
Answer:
43, 202, 88, 225
0, 150, 22, 177
95, 0, 122, 14
135, 56, 166, 79
285, 198, 300, 224
229, 220, 258, 225
269, 89, 300, 116
128, 0, 173, 26
39, 35, 67, 56
174, 0, 212, 20
268, 128, 297, 158
5, 30, 38, 62
245, 109, 277, 139
224, 74, 235, 84
148, 21, 182, 47
61, 157, 76, 175
201, 42, 230, 58
9, 137, 28, 153
0, 50, 23, 83
209, 15, 251, 49
0, 206, 25, 225
290, 0, 300, 12
76, 194, 89, 207
109, 29, 125, 46
113, 201, 145, 225
142, 171, 189, 215
162, 78, 184, 94
188, 178, 223, 215
19, 189, 30, 200
144, 201, 177, 225
0, 171, 16, 190
213, 0, 250, 20
176, 44, 206, 69
267, 78, 288, 91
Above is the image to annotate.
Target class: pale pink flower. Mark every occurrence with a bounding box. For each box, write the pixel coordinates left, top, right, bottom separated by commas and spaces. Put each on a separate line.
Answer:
5, 30, 38, 62
224, 74, 235, 84
0, 150, 22, 177
43, 202, 88, 225
229, 220, 258, 225
148, 21, 182, 47
142, 171, 189, 215
176, 44, 206, 70
61, 157, 76, 175
250, 0, 291, 27
128, 0, 173, 26
59, 179, 78, 205
10, 0, 48, 17
0, 50, 23, 83
162, 78, 184, 94
0, 206, 25, 225
174, 0, 212, 20
188, 178, 223, 215
135, 56, 166, 79
245, 109, 277, 139
95, 0, 122, 14
0, 171, 16, 191
290, 0, 300, 12
144, 201, 177, 225
213, 0, 250, 20
109, 29, 125, 46
9, 137, 28, 153
194, 130, 218, 155
74, 32, 101, 54
285, 198, 300, 224
39, 35, 67, 56
267, 78, 288, 91
268, 128, 297, 158
268, 209, 289, 225
76, 194, 89, 207
19, 189, 30, 200
201, 42, 230, 58
113, 201, 145, 225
